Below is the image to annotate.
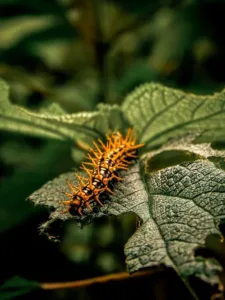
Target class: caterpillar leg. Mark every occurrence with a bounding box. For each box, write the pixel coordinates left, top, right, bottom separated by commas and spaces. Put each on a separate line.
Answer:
105, 186, 114, 195
85, 201, 93, 211
94, 195, 103, 206
77, 206, 83, 216
111, 174, 123, 181
60, 202, 70, 214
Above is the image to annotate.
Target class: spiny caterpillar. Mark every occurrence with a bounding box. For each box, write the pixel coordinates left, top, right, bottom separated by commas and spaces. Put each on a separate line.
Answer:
62, 128, 144, 216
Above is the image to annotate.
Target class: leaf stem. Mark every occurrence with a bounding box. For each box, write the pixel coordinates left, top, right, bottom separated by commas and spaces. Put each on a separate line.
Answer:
41, 270, 152, 290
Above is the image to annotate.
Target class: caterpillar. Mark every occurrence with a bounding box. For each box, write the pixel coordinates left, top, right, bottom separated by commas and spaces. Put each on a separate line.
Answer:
62, 128, 144, 216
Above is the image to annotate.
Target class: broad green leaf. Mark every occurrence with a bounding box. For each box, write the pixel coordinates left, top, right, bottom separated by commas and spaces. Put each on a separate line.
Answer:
29, 142, 225, 291
0, 276, 40, 300
20, 106, 104, 131
109, 159, 225, 291
39, 102, 66, 115
19, 103, 127, 149
96, 103, 129, 132
123, 161, 223, 282
0, 78, 65, 140
0, 79, 126, 150
29, 170, 97, 238
122, 83, 225, 149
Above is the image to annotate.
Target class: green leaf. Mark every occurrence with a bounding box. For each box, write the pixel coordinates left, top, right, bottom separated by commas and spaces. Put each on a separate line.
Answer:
0, 276, 40, 300
39, 102, 66, 115
123, 161, 224, 282
29, 170, 94, 237
110, 157, 225, 294
0, 78, 65, 140
30, 142, 225, 291
0, 79, 126, 149
122, 83, 225, 149
96, 103, 129, 132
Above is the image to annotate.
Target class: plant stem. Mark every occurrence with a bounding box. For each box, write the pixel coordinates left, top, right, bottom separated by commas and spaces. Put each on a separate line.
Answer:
41, 269, 152, 290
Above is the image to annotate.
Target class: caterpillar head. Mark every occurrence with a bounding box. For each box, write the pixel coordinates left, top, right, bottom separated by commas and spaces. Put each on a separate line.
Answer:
68, 196, 82, 215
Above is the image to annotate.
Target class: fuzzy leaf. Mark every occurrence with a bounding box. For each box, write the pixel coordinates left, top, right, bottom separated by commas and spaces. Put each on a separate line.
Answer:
122, 83, 225, 149
29, 170, 109, 238
29, 143, 225, 289
123, 160, 223, 283
109, 158, 225, 288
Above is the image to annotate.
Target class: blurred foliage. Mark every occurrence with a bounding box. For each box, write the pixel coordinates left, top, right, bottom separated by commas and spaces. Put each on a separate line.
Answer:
1, 0, 225, 300
0, 276, 40, 300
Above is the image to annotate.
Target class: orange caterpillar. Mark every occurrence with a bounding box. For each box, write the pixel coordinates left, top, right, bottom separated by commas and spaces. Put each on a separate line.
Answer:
62, 128, 144, 216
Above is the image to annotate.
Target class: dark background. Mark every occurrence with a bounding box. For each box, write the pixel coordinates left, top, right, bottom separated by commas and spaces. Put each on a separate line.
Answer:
1, 0, 225, 299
